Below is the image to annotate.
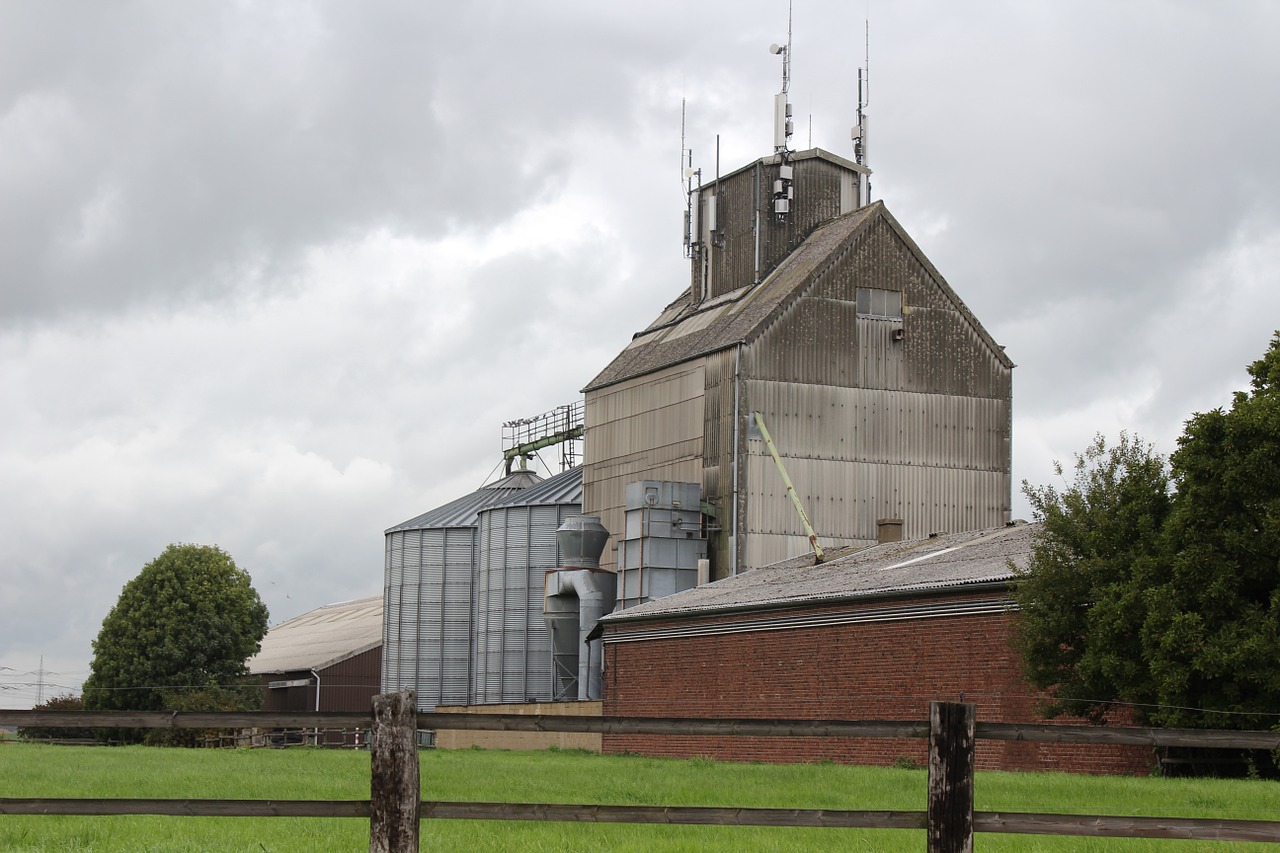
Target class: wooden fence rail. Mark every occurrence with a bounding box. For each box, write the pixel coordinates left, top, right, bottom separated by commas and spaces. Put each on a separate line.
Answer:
6, 709, 1280, 749
3, 697, 1280, 851
4, 798, 1276, 842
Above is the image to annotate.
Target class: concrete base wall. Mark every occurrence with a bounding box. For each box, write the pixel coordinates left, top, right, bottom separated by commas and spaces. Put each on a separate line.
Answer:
432, 701, 602, 752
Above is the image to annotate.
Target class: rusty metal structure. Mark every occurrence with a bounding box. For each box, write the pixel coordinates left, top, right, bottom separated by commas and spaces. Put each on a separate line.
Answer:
583, 147, 1012, 578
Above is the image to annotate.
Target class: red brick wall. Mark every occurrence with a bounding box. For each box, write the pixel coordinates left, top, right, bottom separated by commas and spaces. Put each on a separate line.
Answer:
602, 594, 1153, 774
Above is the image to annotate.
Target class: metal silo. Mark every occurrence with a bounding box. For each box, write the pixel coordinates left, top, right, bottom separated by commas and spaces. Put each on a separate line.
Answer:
472, 466, 583, 704
382, 469, 541, 710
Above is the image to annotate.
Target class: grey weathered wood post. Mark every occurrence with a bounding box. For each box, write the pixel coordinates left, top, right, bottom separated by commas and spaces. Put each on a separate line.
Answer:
370, 691, 419, 853
927, 700, 975, 853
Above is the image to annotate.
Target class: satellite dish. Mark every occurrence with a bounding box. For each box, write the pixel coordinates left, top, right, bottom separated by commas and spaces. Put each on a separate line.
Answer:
683, 167, 696, 178
769, 43, 783, 55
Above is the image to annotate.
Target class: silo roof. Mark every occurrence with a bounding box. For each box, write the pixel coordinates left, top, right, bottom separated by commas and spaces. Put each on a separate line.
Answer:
386, 469, 543, 533
484, 465, 583, 509
247, 595, 383, 674
599, 522, 1037, 624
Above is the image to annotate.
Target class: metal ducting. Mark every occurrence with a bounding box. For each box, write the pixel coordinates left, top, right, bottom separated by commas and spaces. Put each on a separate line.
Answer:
544, 565, 616, 701
555, 514, 608, 569
544, 514, 615, 701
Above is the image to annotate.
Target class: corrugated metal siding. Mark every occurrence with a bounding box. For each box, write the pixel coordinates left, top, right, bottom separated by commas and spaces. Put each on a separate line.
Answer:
742, 450, 1009, 564
747, 382, 1010, 471
382, 472, 548, 709
702, 346, 739, 578
380, 525, 476, 709
749, 217, 1012, 400
473, 501, 578, 704
258, 673, 315, 714
319, 647, 382, 713
705, 154, 853, 299
584, 361, 707, 574
589, 154, 1012, 587
260, 647, 382, 716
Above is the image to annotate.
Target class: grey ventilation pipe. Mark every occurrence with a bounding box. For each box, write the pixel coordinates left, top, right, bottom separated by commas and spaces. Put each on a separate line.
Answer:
544, 516, 615, 701
544, 569, 616, 700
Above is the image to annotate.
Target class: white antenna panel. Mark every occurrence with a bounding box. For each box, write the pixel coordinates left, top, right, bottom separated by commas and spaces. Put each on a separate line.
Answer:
774, 92, 789, 150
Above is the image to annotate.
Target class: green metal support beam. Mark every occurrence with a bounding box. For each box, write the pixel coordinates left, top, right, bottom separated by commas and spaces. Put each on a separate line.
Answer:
502, 425, 585, 474
752, 411, 826, 563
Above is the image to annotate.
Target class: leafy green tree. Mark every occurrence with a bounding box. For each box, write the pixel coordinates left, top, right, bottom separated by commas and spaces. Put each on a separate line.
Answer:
17, 693, 94, 742
1018, 333, 1280, 732
1015, 432, 1173, 722
82, 544, 269, 727
1141, 333, 1280, 729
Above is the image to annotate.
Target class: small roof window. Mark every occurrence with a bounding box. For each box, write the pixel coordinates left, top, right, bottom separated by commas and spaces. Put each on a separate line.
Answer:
856, 287, 902, 320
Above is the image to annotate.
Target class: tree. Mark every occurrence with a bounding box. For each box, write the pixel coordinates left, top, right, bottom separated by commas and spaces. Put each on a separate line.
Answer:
17, 693, 94, 742
82, 544, 269, 728
1140, 333, 1280, 729
1014, 432, 1173, 722
1017, 333, 1280, 732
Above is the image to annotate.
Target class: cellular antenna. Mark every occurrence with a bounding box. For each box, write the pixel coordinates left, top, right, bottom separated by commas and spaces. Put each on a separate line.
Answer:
770, 0, 795, 221
769, 0, 794, 154
681, 97, 702, 259
851, 19, 873, 206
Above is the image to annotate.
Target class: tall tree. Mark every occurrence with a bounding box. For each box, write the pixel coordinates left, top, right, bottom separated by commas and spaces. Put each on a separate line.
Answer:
82, 544, 269, 720
1017, 333, 1280, 731
1015, 432, 1173, 722
1141, 333, 1280, 729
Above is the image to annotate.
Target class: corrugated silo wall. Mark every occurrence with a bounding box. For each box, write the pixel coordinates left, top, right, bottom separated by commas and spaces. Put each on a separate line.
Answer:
739, 215, 1013, 568
381, 525, 476, 709
473, 501, 580, 704
583, 360, 707, 575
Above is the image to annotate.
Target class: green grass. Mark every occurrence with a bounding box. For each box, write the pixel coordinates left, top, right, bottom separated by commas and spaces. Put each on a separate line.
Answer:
0, 743, 1277, 851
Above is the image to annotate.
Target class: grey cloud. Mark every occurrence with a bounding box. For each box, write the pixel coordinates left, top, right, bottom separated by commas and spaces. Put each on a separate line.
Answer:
4, 0, 1280, 705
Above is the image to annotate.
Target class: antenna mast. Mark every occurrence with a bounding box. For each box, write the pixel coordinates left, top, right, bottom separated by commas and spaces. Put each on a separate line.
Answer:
851, 20, 872, 206
770, 3, 794, 155
686, 96, 706, 258
769, 0, 795, 221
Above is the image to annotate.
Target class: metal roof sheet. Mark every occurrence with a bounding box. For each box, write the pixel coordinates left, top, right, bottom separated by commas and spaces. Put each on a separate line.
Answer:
600, 522, 1037, 624
247, 595, 383, 674
483, 465, 583, 510
583, 196, 1012, 393
385, 469, 543, 533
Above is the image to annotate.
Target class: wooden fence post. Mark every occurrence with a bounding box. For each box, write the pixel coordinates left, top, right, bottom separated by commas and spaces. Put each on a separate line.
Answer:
927, 701, 975, 853
370, 691, 419, 853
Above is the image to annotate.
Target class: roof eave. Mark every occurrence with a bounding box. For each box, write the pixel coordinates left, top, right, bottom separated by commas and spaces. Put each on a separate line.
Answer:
600, 577, 1017, 629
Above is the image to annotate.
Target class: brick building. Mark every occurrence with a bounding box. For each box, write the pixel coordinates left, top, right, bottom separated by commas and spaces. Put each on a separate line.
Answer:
597, 523, 1153, 774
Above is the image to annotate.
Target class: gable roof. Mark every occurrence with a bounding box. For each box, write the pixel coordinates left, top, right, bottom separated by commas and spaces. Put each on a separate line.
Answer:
599, 522, 1036, 624
584, 199, 1012, 393
247, 595, 383, 674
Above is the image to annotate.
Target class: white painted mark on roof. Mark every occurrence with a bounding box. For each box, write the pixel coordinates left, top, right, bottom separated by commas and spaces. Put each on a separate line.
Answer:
879, 547, 958, 571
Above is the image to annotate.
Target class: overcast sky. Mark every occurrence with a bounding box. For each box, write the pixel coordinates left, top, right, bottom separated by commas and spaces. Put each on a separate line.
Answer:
3, 1, 1277, 708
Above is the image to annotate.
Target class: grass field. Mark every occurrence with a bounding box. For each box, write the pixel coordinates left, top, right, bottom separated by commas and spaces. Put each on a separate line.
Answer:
1, 743, 1277, 851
